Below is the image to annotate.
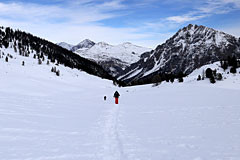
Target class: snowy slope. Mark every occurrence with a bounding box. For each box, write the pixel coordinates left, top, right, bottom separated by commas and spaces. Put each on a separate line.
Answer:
184, 61, 240, 89
57, 40, 151, 77
74, 41, 151, 77
1, 45, 240, 160
56, 42, 74, 50
75, 42, 151, 65
75, 42, 151, 77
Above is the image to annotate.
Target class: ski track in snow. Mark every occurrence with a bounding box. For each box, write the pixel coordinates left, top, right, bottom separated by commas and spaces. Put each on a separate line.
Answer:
97, 104, 128, 160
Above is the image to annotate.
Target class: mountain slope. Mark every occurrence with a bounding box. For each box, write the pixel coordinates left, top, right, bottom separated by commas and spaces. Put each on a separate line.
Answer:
75, 42, 151, 77
71, 39, 95, 52
56, 42, 74, 50
0, 26, 115, 81
57, 39, 95, 52
119, 24, 240, 85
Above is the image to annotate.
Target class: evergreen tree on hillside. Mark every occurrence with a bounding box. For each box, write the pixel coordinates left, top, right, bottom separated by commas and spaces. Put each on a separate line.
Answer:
56, 70, 60, 76
210, 76, 216, 84
197, 75, 201, 81
206, 68, 213, 78
228, 56, 237, 67
222, 61, 228, 70
216, 73, 222, 80
38, 58, 42, 65
230, 67, 237, 74
170, 75, 174, 83
178, 77, 183, 82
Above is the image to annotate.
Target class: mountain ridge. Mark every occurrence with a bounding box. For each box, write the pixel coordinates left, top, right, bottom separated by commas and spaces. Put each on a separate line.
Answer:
58, 39, 151, 77
119, 24, 240, 85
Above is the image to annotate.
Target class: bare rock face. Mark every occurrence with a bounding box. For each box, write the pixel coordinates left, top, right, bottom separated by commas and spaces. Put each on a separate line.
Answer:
71, 39, 95, 52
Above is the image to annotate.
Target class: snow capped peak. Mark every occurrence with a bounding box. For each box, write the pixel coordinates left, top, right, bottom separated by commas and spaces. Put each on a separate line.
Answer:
166, 24, 238, 50
57, 39, 95, 51
75, 41, 151, 64
75, 41, 151, 77
121, 42, 132, 46
57, 42, 74, 50
96, 42, 111, 47
120, 24, 240, 85
77, 39, 95, 46
71, 39, 95, 51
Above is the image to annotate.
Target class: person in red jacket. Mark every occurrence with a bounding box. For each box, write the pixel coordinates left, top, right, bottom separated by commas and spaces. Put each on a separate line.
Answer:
114, 91, 120, 104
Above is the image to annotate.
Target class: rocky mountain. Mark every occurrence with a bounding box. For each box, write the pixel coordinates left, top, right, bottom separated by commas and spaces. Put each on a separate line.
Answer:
57, 40, 151, 77
57, 39, 95, 52
119, 24, 240, 85
0, 26, 115, 81
75, 42, 151, 77
56, 42, 74, 50
71, 39, 95, 52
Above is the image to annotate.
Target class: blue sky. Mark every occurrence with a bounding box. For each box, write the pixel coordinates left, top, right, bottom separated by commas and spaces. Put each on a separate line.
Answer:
0, 0, 240, 48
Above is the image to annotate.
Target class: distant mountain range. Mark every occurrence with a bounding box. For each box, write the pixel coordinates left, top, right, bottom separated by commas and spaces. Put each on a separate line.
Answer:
2, 24, 240, 87
119, 24, 240, 85
57, 24, 240, 86
58, 40, 151, 77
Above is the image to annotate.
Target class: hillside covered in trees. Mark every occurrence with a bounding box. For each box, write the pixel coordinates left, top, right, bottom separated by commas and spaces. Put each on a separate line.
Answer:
0, 26, 116, 81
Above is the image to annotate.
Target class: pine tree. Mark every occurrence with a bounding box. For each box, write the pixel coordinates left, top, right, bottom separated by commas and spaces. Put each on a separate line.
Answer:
56, 70, 60, 76
210, 77, 216, 84
216, 73, 222, 80
230, 67, 237, 74
38, 58, 42, 65
222, 61, 228, 71
170, 76, 174, 83
197, 75, 201, 81
51, 67, 56, 73
202, 69, 205, 80
178, 77, 183, 82
206, 68, 213, 78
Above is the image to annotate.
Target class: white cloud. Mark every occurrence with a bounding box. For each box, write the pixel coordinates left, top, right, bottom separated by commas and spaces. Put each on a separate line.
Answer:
165, 0, 240, 23
0, 1, 125, 24
97, 0, 127, 10
166, 15, 206, 23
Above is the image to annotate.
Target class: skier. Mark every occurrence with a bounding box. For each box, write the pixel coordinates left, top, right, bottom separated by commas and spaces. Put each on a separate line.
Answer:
113, 91, 120, 104
104, 96, 107, 101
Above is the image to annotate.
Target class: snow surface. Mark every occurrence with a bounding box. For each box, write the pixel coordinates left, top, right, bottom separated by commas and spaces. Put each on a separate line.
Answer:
1, 48, 240, 160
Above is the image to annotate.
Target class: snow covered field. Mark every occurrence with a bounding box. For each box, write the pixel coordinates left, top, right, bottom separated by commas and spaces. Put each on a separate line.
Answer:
0, 51, 240, 160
